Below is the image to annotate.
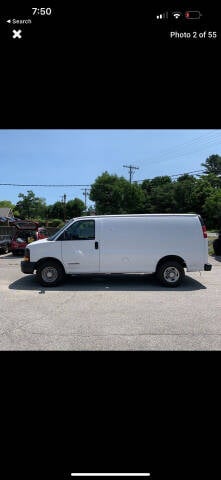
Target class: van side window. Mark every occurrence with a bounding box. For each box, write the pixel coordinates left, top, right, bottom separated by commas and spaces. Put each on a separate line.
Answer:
59, 220, 95, 240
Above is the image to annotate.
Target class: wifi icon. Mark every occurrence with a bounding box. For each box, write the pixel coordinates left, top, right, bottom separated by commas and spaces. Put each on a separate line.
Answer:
172, 12, 182, 19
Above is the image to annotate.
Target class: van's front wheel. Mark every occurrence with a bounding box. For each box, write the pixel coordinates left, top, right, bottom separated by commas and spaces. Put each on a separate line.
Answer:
156, 261, 184, 287
36, 260, 64, 287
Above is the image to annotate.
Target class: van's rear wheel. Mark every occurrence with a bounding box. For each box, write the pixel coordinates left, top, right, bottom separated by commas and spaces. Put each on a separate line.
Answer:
36, 260, 64, 287
156, 261, 184, 287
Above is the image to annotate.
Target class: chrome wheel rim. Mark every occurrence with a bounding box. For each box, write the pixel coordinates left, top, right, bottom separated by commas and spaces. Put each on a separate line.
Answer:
42, 266, 58, 283
163, 266, 180, 283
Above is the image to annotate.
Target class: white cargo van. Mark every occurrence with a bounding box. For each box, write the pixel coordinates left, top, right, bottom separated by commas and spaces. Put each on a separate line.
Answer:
21, 214, 212, 287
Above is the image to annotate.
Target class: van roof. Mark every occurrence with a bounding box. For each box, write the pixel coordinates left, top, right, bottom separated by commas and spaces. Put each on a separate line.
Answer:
72, 214, 199, 220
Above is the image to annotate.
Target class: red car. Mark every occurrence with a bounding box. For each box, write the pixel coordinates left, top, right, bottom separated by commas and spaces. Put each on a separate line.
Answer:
11, 221, 48, 255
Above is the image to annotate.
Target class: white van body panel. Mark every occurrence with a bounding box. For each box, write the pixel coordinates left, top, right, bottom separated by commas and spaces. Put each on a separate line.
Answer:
26, 214, 209, 275
27, 237, 62, 261
98, 215, 206, 273
61, 240, 100, 273
60, 218, 100, 273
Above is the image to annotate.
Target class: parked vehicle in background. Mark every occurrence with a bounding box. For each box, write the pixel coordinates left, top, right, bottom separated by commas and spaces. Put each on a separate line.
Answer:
37, 227, 49, 240
213, 231, 221, 256
0, 234, 12, 254
21, 213, 212, 287
11, 221, 48, 255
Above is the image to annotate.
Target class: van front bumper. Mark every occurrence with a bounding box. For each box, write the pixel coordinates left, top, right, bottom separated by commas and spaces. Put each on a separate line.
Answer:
21, 261, 36, 274
204, 263, 212, 271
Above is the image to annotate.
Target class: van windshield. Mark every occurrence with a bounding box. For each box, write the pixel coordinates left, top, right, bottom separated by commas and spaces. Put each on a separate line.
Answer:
47, 219, 74, 241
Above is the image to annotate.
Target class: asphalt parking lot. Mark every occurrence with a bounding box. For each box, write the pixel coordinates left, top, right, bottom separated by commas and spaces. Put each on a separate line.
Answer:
0, 253, 221, 350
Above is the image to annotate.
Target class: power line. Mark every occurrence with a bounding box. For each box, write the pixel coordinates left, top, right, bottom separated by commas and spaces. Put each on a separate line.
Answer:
0, 168, 214, 190
134, 170, 204, 183
0, 183, 91, 187
170, 170, 204, 178
142, 131, 221, 165
149, 131, 221, 162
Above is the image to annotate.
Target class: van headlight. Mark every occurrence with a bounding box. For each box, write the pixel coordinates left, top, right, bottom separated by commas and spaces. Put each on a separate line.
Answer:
23, 248, 30, 261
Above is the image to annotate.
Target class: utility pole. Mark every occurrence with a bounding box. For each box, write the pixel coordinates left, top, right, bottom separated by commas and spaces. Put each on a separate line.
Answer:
63, 193, 66, 221
60, 194, 67, 221
81, 188, 90, 210
123, 164, 139, 183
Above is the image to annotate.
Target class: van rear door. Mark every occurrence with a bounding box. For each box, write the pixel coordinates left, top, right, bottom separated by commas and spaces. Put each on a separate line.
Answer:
60, 219, 100, 273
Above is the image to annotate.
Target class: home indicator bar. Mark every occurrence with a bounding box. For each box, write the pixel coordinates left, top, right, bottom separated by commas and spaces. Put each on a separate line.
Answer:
71, 475, 151, 477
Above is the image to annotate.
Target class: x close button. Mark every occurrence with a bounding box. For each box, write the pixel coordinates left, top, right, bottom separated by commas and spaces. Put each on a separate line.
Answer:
12, 29, 22, 39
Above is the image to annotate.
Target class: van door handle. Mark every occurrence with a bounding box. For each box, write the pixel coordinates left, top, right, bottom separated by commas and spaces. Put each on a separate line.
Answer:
95, 241, 99, 250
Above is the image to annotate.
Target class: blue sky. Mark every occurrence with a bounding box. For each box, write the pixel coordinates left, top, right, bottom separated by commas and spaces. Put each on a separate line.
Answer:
0, 129, 221, 207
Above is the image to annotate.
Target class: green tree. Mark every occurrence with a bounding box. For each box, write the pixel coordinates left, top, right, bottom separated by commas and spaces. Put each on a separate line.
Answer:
141, 179, 152, 195
173, 174, 197, 212
121, 182, 146, 213
150, 183, 176, 213
191, 177, 214, 217
66, 198, 85, 218
149, 175, 172, 188
201, 154, 221, 175
176, 173, 195, 183
90, 171, 126, 214
16, 190, 47, 219
141, 179, 152, 212
0, 200, 15, 209
90, 171, 145, 214
46, 201, 64, 220
203, 190, 221, 229
142, 176, 175, 213
199, 173, 221, 189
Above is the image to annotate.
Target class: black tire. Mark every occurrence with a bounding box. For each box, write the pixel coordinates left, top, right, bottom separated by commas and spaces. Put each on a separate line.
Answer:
36, 260, 65, 287
156, 260, 185, 287
4, 246, 9, 254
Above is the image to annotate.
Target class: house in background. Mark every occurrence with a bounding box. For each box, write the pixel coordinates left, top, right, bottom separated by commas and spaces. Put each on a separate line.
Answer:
0, 207, 14, 224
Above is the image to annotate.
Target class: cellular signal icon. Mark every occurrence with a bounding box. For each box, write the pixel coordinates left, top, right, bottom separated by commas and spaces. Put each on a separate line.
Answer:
156, 12, 168, 20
